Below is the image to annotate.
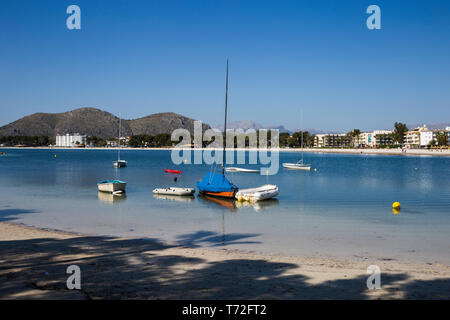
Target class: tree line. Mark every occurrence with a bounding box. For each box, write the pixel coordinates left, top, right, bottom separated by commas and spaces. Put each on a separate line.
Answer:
0, 136, 52, 146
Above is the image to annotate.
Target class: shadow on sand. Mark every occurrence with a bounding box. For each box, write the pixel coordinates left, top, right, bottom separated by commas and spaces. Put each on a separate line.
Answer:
0, 229, 449, 300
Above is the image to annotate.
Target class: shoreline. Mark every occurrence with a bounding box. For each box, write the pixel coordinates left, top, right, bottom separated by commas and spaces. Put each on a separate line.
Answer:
1, 146, 450, 157
1, 221, 449, 299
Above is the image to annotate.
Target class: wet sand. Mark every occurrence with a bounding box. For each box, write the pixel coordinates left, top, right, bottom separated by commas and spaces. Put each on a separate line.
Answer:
0, 222, 449, 299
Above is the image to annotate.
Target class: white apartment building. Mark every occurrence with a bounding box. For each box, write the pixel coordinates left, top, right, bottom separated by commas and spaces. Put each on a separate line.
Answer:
313, 134, 351, 148
420, 131, 434, 147
358, 130, 393, 147
55, 133, 87, 147
404, 125, 432, 148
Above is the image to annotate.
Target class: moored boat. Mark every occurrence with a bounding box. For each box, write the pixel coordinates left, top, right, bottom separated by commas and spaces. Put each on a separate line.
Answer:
196, 59, 238, 199
282, 162, 311, 171
152, 187, 195, 196
235, 184, 279, 202
97, 180, 127, 193
225, 167, 260, 173
164, 169, 182, 174
113, 159, 128, 168
197, 172, 238, 198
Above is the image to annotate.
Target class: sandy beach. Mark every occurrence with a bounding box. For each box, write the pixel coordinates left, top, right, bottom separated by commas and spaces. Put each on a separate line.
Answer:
1, 221, 449, 300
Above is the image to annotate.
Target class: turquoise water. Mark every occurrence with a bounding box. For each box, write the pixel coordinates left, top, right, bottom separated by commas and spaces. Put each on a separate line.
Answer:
1, 148, 449, 264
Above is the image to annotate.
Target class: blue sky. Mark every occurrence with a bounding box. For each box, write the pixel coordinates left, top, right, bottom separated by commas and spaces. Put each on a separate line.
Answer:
0, 0, 449, 131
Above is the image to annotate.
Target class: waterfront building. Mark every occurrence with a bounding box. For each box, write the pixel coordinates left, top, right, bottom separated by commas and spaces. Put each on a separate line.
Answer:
314, 134, 351, 148
55, 133, 87, 147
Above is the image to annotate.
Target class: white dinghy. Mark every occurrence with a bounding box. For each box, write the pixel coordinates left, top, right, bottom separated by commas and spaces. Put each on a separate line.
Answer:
225, 167, 260, 173
152, 187, 195, 196
235, 184, 279, 202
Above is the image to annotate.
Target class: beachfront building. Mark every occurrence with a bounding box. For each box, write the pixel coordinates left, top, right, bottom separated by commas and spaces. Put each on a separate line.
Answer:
356, 130, 393, 148
55, 133, 87, 147
313, 134, 351, 148
420, 130, 434, 147
357, 132, 374, 147
404, 125, 432, 148
372, 130, 394, 147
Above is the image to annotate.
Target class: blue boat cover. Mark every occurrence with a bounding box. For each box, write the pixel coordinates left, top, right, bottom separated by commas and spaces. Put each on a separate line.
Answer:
196, 172, 237, 193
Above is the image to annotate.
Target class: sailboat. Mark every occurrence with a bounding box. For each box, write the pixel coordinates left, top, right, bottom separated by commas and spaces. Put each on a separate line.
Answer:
283, 110, 311, 171
197, 60, 239, 199
113, 116, 127, 168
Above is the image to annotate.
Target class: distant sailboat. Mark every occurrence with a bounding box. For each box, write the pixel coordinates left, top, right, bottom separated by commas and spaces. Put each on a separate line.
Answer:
197, 60, 238, 199
283, 110, 311, 171
113, 116, 127, 168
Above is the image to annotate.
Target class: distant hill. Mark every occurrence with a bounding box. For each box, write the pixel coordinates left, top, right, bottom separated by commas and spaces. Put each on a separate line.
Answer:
0, 108, 211, 139
126, 112, 210, 136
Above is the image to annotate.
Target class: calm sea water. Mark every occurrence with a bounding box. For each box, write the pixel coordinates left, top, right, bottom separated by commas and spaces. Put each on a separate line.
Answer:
1, 148, 449, 264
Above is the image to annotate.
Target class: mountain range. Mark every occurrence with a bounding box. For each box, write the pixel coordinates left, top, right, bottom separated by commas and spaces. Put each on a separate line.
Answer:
214, 120, 325, 134
0, 108, 211, 139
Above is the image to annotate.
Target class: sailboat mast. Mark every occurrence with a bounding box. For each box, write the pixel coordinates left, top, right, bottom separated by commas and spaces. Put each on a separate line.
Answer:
118, 116, 121, 161
222, 59, 229, 175
301, 109, 303, 163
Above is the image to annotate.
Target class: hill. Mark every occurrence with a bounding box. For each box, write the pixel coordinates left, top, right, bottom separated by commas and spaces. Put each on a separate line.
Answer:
0, 108, 210, 139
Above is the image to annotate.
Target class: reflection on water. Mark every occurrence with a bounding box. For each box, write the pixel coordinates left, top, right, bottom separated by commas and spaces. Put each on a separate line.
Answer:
197, 194, 236, 211
153, 194, 195, 202
236, 198, 279, 212
97, 191, 127, 204
197, 194, 279, 212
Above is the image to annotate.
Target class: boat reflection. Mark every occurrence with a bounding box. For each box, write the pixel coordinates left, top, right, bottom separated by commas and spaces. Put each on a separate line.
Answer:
198, 194, 279, 212
153, 194, 195, 202
236, 198, 279, 212
197, 194, 237, 211
97, 191, 127, 204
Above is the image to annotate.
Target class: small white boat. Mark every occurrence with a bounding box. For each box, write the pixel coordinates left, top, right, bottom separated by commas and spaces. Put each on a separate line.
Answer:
225, 167, 260, 173
283, 110, 312, 171
97, 180, 127, 193
282, 161, 311, 171
113, 159, 128, 168
153, 194, 195, 202
152, 187, 195, 196
235, 184, 279, 202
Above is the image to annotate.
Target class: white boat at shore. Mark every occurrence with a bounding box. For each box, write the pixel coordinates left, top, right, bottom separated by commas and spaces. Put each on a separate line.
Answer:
97, 180, 127, 193
235, 184, 279, 202
153, 187, 195, 196
225, 167, 260, 173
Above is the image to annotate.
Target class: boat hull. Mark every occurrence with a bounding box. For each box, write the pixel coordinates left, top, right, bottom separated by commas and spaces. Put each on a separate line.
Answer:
235, 184, 279, 202
97, 181, 126, 193
113, 160, 127, 168
225, 167, 260, 173
198, 189, 237, 199
282, 163, 311, 171
153, 187, 195, 196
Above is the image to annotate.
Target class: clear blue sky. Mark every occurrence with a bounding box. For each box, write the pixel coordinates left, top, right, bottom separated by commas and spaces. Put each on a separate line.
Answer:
1, 0, 449, 131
